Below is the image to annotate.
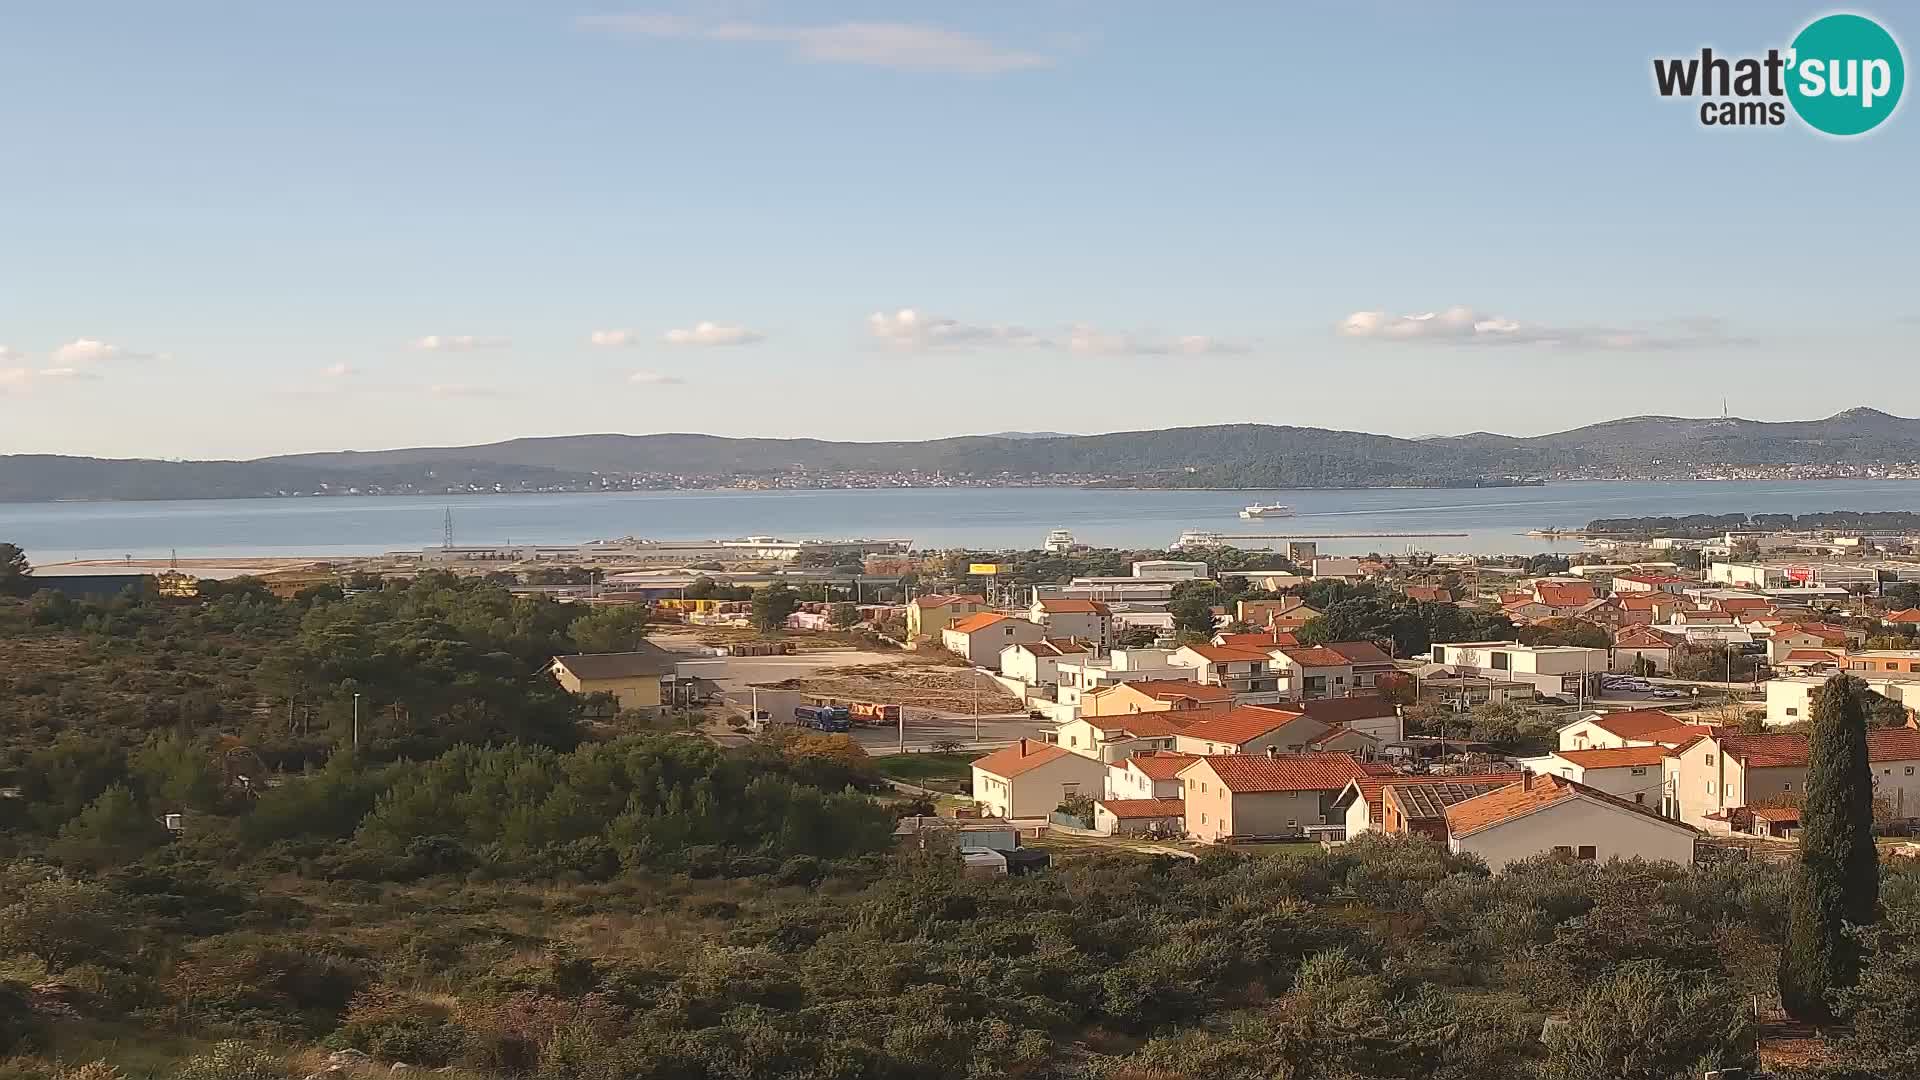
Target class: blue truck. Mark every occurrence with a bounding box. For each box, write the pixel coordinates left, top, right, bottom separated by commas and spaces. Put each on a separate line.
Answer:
794, 704, 852, 732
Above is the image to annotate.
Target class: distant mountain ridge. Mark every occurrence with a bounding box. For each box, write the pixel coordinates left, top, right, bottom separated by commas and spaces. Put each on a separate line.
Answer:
3, 408, 1917, 502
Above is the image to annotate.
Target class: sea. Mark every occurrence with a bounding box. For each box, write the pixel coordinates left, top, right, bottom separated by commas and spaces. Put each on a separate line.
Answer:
7, 479, 1920, 566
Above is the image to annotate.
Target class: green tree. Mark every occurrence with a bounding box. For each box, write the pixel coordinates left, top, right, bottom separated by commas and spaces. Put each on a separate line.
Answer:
0, 866, 126, 972
1169, 583, 1222, 638
751, 583, 802, 633
568, 604, 652, 654
827, 602, 860, 629
131, 733, 223, 813
1518, 618, 1611, 649
0, 543, 30, 597
1542, 960, 1752, 1080
1831, 903, 1920, 1077
1779, 674, 1881, 1023
51, 786, 171, 871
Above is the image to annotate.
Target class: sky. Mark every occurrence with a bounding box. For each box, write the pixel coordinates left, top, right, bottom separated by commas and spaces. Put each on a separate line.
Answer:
2, 1, 1916, 459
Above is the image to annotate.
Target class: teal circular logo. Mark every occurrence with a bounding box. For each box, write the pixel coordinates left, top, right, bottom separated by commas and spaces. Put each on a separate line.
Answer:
1786, 14, 1904, 135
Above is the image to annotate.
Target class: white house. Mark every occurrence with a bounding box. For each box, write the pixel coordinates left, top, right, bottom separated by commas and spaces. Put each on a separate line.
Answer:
1000, 638, 1092, 687
1028, 597, 1115, 652
970, 739, 1109, 820
1443, 773, 1700, 872
1518, 745, 1670, 808
942, 612, 1046, 668
1556, 709, 1704, 752
1104, 750, 1196, 800
1766, 674, 1920, 727
1269, 645, 1357, 700
1334, 771, 1526, 839
1054, 648, 1189, 708
1169, 643, 1285, 703
1431, 641, 1608, 701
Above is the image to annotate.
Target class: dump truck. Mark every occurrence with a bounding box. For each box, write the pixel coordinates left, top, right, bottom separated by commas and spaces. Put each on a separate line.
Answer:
849, 702, 902, 727
794, 704, 852, 732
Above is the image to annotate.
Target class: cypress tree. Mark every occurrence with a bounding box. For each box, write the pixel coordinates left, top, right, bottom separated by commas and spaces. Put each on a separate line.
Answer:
1778, 674, 1881, 1022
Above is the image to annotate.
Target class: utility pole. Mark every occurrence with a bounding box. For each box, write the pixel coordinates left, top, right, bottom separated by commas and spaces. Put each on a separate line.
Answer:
898, 705, 906, 754
973, 680, 981, 745
352, 692, 361, 749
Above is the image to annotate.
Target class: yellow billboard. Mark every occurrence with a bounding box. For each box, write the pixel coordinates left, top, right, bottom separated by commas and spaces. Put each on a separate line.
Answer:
968, 563, 1003, 576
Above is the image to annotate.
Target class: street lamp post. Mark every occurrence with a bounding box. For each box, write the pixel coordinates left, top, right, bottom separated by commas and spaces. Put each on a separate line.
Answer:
352, 692, 361, 749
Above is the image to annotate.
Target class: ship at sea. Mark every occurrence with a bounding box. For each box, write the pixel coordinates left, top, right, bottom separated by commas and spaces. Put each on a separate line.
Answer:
1044, 528, 1076, 553
1239, 503, 1295, 519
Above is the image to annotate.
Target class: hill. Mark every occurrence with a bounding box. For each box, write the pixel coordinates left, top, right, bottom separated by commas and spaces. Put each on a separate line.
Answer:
3, 407, 1918, 501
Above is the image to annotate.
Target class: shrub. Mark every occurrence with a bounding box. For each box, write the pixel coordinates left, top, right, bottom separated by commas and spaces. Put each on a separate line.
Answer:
170, 1041, 283, 1080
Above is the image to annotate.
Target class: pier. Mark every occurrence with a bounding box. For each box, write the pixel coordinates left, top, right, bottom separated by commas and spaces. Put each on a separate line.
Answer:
1194, 532, 1471, 540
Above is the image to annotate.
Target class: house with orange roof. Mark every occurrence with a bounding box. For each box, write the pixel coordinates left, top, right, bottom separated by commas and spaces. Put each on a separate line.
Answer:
1380, 780, 1520, 841
1531, 580, 1599, 614
1297, 694, 1405, 742
1403, 585, 1452, 604
1317, 640, 1396, 689
1501, 599, 1557, 624
1609, 624, 1675, 674
906, 593, 987, 643
1104, 749, 1197, 800
1774, 648, 1845, 675
1333, 770, 1526, 838
1612, 572, 1691, 595
1170, 643, 1285, 702
1172, 706, 1330, 757
1271, 645, 1357, 700
1055, 709, 1202, 763
1443, 772, 1699, 871
1664, 727, 1920, 829
1236, 598, 1319, 629
1080, 678, 1233, 717
1179, 753, 1368, 842
1755, 620, 1851, 663
1522, 745, 1671, 807
1092, 796, 1186, 837
1555, 708, 1718, 752
1215, 630, 1302, 649
1028, 597, 1114, 651
1885, 607, 1920, 626
942, 611, 1045, 667
1000, 638, 1092, 687
970, 739, 1109, 820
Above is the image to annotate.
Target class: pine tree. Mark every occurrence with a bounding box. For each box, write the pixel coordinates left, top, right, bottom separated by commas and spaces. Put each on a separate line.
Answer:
1778, 674, 1881, 1022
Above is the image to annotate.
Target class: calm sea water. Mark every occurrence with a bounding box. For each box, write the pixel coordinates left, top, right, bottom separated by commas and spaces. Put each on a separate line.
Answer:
7, 480, 1920, 563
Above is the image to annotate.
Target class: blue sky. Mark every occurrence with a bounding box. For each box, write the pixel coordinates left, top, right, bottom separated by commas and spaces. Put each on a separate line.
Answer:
1, 1, 1914, 458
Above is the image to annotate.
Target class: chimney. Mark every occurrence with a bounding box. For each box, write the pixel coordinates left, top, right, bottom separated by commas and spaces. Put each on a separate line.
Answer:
1521, 769, 1534, 791
1266, 745, 1279, 758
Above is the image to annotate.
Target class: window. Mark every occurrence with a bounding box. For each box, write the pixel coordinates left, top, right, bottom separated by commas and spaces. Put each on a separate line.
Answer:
1200, 813, 1207, 824
1286, 819, 1296, 828
1552, 845, 1573, 856
1577, 845, 1597, 861
1630, 766, 1647, 776
1786, 707, 1798, 716
1491, 652, 1510, 670
1061, 784, 1078, 798
1705, 754, 1715, 766
1784, 782, 1793, 791
1634, 793, 1646, 804
1706, 781, 1715, 795
1069, 736, 1078, 747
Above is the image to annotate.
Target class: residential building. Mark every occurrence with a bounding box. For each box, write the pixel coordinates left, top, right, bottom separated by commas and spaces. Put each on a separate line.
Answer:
1029, 597, 1115, 651
1170, 643, 1284, 702
1335, 771, 1526, 838
1765, 674, 1920, 727
1532, 579, 1599, 613
1381, 780, 1517, 840
1236, 598, 1319, 628
1556, 709, 1713, 752
1318, 640, 1396, 689
893, 816, 1018, 853
1093, 797, 1187, 836
1610, 625, 1675, 674
971, 739, 1110, 820
1847, 649, 1920, 676
906, 593, 988, 642
1312, 557, 1364, 579
1215, 629, 1302, 649
1297, 694, 1404, 742
1130, 559, 1209, 580
1079, 679, 1233, 717
1403, 585, 1453, 603
942, 612, 1046, 667
1104, 749, 1196, 800
1179, 753, 1369, 842
1055, 712, 1197, 763
1000, 638, 1092, 687
1270, 645, 1356, 700
1172, 707, 1330, 757
1055, 649, 1189, 706
1430, 641, 1608, 700
1663, 728, 1920, 829
1445, 773, 1700, 872
1886, 607, 1920, 626
1612, 573, 1691, 595
1307, 726, 1381, 757
549, 645, 680, 712
1521, 746, 1670, 807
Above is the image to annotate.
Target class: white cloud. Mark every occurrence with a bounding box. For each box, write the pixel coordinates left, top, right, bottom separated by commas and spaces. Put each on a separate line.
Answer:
35, 367, 100, 381
410, 334, 510, 352
1067, 325, 1251, 356
869, 308, 1047, 349
579, 14, 1051, 74
428, 383, 506, 399
0, 367, 30, 394
321, 362, 356, 378
0, 346, 20, 363
589, 329, 642, 348
663, 321, 763, 347
51, 338, 165, 366
628, 371, 687, 386
1338, 306, 1753, 350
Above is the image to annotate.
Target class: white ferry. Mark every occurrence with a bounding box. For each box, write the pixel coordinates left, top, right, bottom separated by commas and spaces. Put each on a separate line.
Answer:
1239, 503, 1295, 519
1044, 529, 1075, 553
1175, 529, 1228, 548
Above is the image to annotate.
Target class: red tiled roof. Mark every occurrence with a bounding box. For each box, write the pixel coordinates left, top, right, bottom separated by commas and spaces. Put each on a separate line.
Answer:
1096, 797, 1186, 820
1276, 645, 1353, 668
1887, 608, 1920, 624
1176, 706, 1311, 746
1217, 631, 1302, 648
1338, 770, 1526, 826
1782, 648, 1845, 664
1715, 597, 1774, 613
1444, 773, 1697, 838
1297, 695, 1397, 727
972, 739, 1075, 779
1618, 573, 1688, 585
1185, 753, 1366, 794
1181, 643, 1275, 663
1125, 751, 1199, 780
1583, 709, 1688, 740
1308, 726, 1377, 747
1613, 626, 1674, 650
1554, 745, 1671, 769
948, 612, 1009, 634
1083, 712, 1199, 738
1705, 730, 1920, 769
1616, 594, 1663, 610
1403, 586, 1452, 603
1535, 582, 1598, 607
1749, 805, 1801, 822
1037, 598, 1112, 615
1321, 640, 1394, 666
1014, 638, 1090, 658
